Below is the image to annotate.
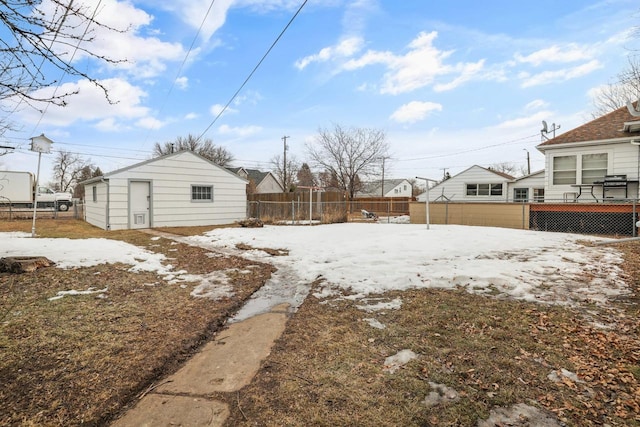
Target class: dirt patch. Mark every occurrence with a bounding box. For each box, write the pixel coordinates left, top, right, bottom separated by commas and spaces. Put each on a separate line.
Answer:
0, 220, 273, 426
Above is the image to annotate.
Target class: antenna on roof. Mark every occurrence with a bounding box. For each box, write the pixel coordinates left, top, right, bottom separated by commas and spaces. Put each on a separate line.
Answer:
541, 120, 560, 141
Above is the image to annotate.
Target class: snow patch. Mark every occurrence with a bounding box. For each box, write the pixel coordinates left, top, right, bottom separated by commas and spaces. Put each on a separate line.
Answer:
383, 349, 417, 373
49, 287, 108, 301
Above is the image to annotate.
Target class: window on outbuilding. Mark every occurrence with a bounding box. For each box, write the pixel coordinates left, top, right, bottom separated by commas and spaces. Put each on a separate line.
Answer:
191, 185, 213, 202
92, 186, 97, 202
466, 183, 503, 196
514, 188, 528, 201
533, 188, 544, 202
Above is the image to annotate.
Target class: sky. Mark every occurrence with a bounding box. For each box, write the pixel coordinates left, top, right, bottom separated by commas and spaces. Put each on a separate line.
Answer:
1, 222, 629, 322
1, 0, 639, 185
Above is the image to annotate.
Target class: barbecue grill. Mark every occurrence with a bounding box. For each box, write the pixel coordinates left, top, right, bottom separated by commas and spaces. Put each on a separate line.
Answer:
595, 175, 638, 198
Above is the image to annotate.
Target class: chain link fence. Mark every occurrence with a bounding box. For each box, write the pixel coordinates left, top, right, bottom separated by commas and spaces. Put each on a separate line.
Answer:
529, 199, 638, 236
0, 199, 84, 221
410, 199, 639, 237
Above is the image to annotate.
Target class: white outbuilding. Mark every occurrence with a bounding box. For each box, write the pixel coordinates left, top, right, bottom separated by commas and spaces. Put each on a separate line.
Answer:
81, 151, 248, 230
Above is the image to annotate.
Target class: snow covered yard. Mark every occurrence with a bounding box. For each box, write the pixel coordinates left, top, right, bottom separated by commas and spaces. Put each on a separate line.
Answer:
186, 223, 629, 310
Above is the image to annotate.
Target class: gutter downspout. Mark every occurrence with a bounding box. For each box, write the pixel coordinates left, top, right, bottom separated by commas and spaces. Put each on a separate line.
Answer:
101, 177, 110, 230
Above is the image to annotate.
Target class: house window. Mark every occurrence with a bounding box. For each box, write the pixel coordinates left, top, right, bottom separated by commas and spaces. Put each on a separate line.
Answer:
581, 153, 607, 184
552, 155, 576, 185
92, 186, 97, 202
191, 185, 213, 202
533, 188, 544, 202
466, 183, 503, 196
514, 188, 528, 201
403, 185, 407, 191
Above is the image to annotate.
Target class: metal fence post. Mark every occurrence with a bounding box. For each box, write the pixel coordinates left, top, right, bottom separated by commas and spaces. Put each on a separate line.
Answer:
631, 199, 638, 237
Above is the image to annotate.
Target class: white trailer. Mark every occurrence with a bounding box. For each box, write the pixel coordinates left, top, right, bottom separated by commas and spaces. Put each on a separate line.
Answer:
0, 171, 73, 211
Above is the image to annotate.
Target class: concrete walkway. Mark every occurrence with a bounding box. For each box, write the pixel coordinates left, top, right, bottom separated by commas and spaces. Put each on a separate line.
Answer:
112, 303, 290, 427
111, 229, 295, 426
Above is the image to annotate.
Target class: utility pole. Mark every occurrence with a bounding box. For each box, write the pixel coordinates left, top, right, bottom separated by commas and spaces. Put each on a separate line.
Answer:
381, 157, 386, 197
282, 135, 289, 193
524, 149, 531, 175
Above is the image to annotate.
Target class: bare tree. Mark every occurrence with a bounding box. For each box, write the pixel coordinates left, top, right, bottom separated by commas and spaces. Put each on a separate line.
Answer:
0, 1, 124, 110
52, 150, 92, 193
591, 55, 640, 117
153, 134, 234, 166
488, 162, 517, 177
307, 124, 389, 198
296, 162, 316, 187
271, 153, 299, 192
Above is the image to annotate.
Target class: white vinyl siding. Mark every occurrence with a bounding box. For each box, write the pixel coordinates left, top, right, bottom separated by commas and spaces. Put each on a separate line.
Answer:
84, 151, 247, 230
552, 155, 576, 185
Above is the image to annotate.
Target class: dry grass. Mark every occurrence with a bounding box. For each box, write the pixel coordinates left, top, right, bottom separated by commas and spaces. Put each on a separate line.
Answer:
226, 248, 640, 426
0, 219, 273, 426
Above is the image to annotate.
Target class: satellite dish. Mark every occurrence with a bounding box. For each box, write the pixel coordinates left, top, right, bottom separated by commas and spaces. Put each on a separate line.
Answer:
541, 120, 548, 133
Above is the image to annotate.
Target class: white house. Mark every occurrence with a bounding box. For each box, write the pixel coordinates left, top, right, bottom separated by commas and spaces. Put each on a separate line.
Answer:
417, 165, 514, 202
507, 170, 545, 202
82, 151, 248, 230
228, 167, 284, 193
537, 102, 640, 202
356, 179, 413, 198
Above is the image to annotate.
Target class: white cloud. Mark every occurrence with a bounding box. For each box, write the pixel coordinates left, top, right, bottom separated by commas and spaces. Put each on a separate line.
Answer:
95, 118, 122, 132
217, 124, 262, 137
42, 0, 188, 79
176, 77, 189, 90
210, 104, 238, 117
295, 37, 365, 70
136, 117, 166, 129
342, 31, 488, 95
492, 111, 550, 130
390, 101, 442, 124
525, 99, 549, 111
14, 78, 154, 128
519, 60, 603, 88
434, 60, 486, 92
514, 44, 593, 66
184, 112, 199, 120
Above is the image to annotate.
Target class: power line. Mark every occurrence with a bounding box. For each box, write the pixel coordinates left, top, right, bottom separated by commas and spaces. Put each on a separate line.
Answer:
196, 0, 308, 141
139, 0, 218, 151
395, 133, 539, 162
30, 0, 105, 136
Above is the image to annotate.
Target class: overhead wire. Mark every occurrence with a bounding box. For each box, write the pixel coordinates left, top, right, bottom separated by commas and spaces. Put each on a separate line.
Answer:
29, 0, 105, 137
139, 0, 218, 150
196, 0, 309, 142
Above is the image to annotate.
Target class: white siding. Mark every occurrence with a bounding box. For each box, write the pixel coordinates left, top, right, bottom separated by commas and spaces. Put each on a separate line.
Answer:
543, 142, 639, 201
84, 182, 109, 229
384, 180, 412, 197
91, 151, 247, 230
417, 166, 510, 202
507, 171, 545, 202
